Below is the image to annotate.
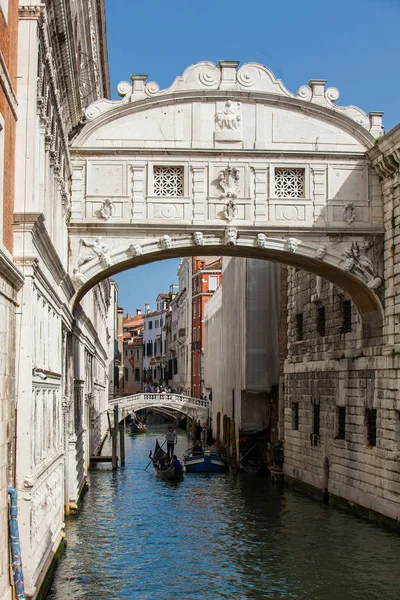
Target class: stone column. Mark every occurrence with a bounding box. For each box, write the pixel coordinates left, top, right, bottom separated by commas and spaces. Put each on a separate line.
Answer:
253, 165, 268, 224
191, 165, 206, 223
131, 163, 147, 222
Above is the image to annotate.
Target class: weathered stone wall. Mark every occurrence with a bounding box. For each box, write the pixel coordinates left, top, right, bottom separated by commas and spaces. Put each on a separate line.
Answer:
284, 220, 400, 521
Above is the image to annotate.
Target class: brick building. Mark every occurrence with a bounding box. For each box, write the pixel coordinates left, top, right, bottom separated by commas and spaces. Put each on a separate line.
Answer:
192, 257, 222, 398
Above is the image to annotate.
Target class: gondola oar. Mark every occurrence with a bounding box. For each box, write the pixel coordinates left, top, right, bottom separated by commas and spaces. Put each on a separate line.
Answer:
144, 439, 167, 471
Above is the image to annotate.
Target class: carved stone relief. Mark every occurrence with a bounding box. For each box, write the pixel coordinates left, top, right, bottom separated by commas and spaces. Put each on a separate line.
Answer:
224, 228, 238, 246
256, 233, 268, 248
215, 101, 242, 141
128, 243, 143, 257
218, 165, 239, 199
193, 232, 204, 246
340, 240, 382, 289
99, 199, 114, 220
285, 238, 300, 253
342, 203, 356, 225
223, 200, 238, 222
78, 238, 111, 268
160, 235, 172, 250
315, 245, 327, 260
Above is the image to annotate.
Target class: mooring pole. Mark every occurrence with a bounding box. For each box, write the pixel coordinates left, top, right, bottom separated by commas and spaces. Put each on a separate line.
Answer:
119, 419, 125, 466
111, 404, 119, 470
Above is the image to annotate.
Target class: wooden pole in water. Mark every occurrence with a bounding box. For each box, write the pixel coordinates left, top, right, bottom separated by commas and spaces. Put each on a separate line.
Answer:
216, 412, 221, 450
231, 418, 237, 474
119, 420, 125, 466
112, 404, 119, 470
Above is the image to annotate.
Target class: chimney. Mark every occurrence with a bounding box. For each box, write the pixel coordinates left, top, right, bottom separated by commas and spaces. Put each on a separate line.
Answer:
145, 303, 150, 314
136, 308, 142, 316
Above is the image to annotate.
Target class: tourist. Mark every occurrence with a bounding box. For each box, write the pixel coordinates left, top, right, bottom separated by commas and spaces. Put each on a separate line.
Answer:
166, 425, 177, 458
130, 410, 136, 423
172, 455, 182, 471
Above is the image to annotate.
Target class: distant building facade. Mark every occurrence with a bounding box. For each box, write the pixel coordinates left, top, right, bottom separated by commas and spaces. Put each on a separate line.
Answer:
192, 257, 222, 398
122, 310, 144, 395
204, 258, 282, 453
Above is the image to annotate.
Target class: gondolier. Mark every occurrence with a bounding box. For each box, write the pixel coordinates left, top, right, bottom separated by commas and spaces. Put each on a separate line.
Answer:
166, 425, 177, 459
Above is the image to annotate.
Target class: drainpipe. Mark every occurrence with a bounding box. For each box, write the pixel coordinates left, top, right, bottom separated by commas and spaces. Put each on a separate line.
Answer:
7, 486, 26, 599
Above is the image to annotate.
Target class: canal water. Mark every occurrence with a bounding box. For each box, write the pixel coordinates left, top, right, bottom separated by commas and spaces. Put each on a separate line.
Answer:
47, 429, 400, 599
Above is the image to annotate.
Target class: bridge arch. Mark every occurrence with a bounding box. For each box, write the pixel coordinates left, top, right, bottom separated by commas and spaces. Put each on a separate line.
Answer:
109, 393, 210, 423
68, 60, 384, 326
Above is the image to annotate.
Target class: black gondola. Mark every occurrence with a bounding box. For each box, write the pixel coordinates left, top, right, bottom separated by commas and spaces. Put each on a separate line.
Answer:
151, 440, 183, 481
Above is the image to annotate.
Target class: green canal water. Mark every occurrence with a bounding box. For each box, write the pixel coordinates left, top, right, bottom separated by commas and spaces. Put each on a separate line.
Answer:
47, 429, 400, 599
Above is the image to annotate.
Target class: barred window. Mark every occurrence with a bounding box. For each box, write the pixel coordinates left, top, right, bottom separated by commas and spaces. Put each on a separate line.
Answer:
153, 166, 184, 196
296, 313, 303, 341
337, 406, 346, 440
341, 300, 352, 333
317, 307, 326, 337
366, 408, 377, 447
275, 168, 305, 198
292, 402, 299, 430
313, 404, 320, 436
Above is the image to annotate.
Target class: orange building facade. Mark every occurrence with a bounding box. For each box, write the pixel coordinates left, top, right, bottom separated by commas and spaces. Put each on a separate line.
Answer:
0, 3, 24, 600
191, 257, 222, 398
0, 0, 18, 252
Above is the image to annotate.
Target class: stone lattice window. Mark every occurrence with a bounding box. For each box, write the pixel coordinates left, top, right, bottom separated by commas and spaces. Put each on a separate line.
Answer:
153, 166, 184, 196
275, 168, 305, 198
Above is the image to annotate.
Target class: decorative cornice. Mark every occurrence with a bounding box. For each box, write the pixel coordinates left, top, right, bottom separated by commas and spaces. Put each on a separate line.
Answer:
13, 212, 75, 298
38, 9, 73, 176
0, 51, 18, 118
81, 61, 383, 141
368, 125, 400, 180
0, 245, 24, 291
19, 4, 45, 19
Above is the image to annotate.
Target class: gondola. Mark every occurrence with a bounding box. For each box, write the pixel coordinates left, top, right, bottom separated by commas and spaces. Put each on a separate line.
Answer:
131, 421, 147, 434
151, 440, 183, 481
183, 445, 226, 473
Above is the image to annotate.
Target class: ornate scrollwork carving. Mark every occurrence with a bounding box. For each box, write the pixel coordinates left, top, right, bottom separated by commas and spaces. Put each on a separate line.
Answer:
199, 68, 220, 87
296, 85, 312, 101
145, 81, 160, 96
218, 165, 239, 198
342, 203, 356, 225
340, 241, 382, 289
99, 199, 114, 221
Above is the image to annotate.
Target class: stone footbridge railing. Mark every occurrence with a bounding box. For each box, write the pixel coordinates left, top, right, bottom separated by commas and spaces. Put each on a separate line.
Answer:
109, 392, 210, 422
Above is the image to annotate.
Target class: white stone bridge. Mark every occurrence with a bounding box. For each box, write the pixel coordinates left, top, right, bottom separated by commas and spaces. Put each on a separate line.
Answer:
68, 60, 385, 332
109, 392, 210, 422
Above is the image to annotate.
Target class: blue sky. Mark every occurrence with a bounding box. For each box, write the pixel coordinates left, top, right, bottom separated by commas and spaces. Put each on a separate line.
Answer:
108, 0, 400, 314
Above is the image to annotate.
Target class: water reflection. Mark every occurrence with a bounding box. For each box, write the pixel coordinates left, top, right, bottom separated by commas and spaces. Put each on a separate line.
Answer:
47, 430, 400, 599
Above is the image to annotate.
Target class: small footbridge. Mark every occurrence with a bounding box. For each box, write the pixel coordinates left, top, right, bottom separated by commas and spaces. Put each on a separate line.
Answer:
109, 392, 210, 422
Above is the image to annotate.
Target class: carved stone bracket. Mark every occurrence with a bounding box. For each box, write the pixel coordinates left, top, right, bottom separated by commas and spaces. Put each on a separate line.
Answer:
159, 235, 172, 250
340, 241, 382, 289
255, 233, 268, 248
193, 232, 204, 246
128, 243, 142, 257
285, 238, 300, 253
224, 228, 238, 246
